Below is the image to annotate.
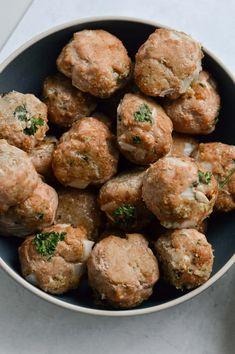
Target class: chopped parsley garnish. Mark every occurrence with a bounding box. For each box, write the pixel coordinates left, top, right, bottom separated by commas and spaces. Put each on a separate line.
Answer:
32, 231, 66, 259
112, 204, 136, 225
134, 104, 152, 124
198, 170, 212, 185
218, 168, 235, 189
14, 104, 45, 136
132, 136, 141, 144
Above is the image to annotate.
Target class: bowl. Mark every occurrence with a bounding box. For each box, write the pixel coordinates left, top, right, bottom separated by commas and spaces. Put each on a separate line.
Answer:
0, 17, 234, 316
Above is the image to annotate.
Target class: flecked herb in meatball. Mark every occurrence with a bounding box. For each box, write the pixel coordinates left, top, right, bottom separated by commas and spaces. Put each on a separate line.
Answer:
194, 142, 235, 212
57, 30, 132, 98
52, 117, 119, 188
87, 233, 159, 308
117, 93, 173, 165
19, 224, 94, 294
43, 73, 97, 127
98, 170, 154, 231
0, 91, 48, 151
142, 156, 218, 229
164, 71, 220, 134
154, 229, 214, 289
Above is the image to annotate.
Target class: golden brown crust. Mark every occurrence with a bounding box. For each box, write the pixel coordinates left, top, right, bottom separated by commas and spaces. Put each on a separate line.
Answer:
134, 29, 203, 98
117, 93, 173, 165
0, 91, 48, 151
155, 229, 214, 289
169, 133, 198, 158
43, 73, 97, 127
142, 156, 218, 228
52, 117, 119, 188
195, 142, 235, 212
164, 71, 220, 134
87, 234, 159, 308
57, 30, 132, 98
29, 136, 58, 175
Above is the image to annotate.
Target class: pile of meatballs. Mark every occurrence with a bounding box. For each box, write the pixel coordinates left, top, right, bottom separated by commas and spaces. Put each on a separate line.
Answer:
0, 27, 234, 310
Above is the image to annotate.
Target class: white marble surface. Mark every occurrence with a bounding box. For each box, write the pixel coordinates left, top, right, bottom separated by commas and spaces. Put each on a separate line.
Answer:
0, 1, 234, 353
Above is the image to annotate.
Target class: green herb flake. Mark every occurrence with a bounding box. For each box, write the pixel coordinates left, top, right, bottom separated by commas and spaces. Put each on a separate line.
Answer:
112, 204, 136, 225
14, 105, 45, 136
218, 168, 235, 189
198, 170, 212, 184
132, 136, 141, 144
134, 104, 152, 124
24, 117, 45, 136
32, 231, 66, 259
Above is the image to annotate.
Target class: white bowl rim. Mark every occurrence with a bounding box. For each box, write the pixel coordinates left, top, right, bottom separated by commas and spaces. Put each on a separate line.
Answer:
0, 16, 234, 317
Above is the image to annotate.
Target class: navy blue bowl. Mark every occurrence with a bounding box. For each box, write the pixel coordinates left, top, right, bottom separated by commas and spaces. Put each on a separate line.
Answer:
0, 17, 234, 316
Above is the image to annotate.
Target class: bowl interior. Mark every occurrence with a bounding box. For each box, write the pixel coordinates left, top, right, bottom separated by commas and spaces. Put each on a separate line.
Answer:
0, 19, 234, 312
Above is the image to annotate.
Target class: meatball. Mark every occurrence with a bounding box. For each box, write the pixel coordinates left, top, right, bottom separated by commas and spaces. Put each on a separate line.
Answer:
194, 142, 235, 212
134, 28, 203, 98
0, 139, 39, 212
55, 188, 103, 240
0, 180, 58, 237
154, 229, 214, 289
57, 30, 132, 98
117, 93, 173, 165
87, 233, 159, 308
29, 136, 58, 175
169, 133, 198, 158
0, 91, 48, 151
43, 73, 97, 127
52, 117, 119, 188
98, 170, 154, 231
142, 156, 218, 229
19, 224, 94, 294
164, 71, 220, 134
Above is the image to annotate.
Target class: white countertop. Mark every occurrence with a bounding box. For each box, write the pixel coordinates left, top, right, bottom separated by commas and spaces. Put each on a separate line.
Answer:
0, 1, 234, 353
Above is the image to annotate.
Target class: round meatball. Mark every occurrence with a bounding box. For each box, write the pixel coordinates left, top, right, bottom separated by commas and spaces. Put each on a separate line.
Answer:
29, 136, 58, 175
0, 91, 48, 151
164, 71, 220, 134
154, 229, 214, 289
117, 93, 173, 165
142, 156, 218, 229
134, 28, 203, 98
0, 180, 58, 237
169, 133, 198, 158
55, 188, 103, 240
43, 73, 97, 127
19, 224, 94, 294
57, 30, 132, 98
87, 233, 159, 308
194, 142, 235, 212
0, 139, 39, 212
52, 117, 119, 188
98, 170, 154, 231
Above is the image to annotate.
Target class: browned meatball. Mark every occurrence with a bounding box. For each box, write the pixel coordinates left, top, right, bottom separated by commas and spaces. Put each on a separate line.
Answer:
164, 71, 220, 134
0, 139, 40, 213
154, 229, 214, 289
169, 133, 198, 158
117, 93, 173, 165
19, 224, 94, 294
29, 136, 58, 175
0, 91, 48, 151
87, 234, 159, 308
134, 28, 203, 98
57, 30, 132, 98
0, 180, 58, 237
194, 142, 235, 212
55, 188, 103, 240
98, 170, 154, 231
52, 117, 119, 188
43, 73, 97, 127
142, 156, 218, 229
